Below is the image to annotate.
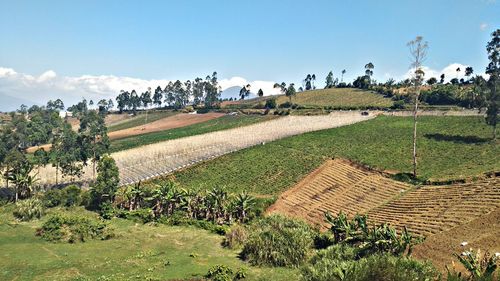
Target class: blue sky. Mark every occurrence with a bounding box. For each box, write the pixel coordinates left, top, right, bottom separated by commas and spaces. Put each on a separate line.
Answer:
0, 0, 499, 109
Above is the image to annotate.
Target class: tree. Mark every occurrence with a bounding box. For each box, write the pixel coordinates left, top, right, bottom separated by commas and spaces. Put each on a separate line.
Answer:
153, 86, 163, 108
51, 122, 83, 184
426, 77, 437, 85
365, 62, 374, 80
286, 83, 297, 103
273, 82, 287, 95
325, 71, 334, 88
46, 99, 65, 112
116, 90, 130, 113
257, 88, 264, 97
129, 90, 141, 115
484, 29, 500, 139
6, 160, 38, 202
204, 72, 221, 108
140, 88, 152, 109
311, 74, 316, 89
90, 154, 119, 209
78, 110, 110, 180
440, 74, 445, 84
341, 69, 346, 83
97, 99, 109, 114
407, 36, 428, 178
456, 67, 461, 79
465, 66, 474, 79
304, 74, 312, 90
239, 84, 251, 100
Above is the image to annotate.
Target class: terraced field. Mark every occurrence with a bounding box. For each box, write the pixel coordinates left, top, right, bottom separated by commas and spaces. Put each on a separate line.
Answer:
36, 111, 375, 186
268, 159, 500, 237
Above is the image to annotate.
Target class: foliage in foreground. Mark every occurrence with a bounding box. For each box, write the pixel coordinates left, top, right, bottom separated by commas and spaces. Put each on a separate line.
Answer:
240, 215, 316, 267
325, 211, 423, 257
447, 248, 499, 281
205, 264, 247, 281
36, 213, 114, 243
13, 198, 44, 221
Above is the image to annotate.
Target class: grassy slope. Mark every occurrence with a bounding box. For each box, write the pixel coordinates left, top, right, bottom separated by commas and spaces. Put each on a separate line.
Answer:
0, 206, 295, 281
169, 116, 499, 196
107, 110, 178, 132
224, 88, 392, 108
110, 114, 276, 152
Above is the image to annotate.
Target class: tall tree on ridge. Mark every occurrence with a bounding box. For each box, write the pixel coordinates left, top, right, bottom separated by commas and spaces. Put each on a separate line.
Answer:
484, 29, 499, 139
325, 71, 334, 89
407, 36, 428, 178
341, 69, 346, 83
257, 88, 264, 97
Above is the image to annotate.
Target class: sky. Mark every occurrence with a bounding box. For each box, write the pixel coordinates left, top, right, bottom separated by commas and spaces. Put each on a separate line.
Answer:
0, 0, 499, 110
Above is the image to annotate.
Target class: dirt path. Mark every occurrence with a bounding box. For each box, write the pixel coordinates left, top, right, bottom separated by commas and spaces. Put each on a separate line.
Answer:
108, 112, 224, 140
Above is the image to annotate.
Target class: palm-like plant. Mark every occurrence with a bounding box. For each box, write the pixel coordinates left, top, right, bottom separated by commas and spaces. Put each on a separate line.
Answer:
7, 161, 39, 202
232, 192, 255, 223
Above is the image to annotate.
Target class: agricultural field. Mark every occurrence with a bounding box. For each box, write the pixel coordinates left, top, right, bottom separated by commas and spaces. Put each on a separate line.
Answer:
107, 112, 224, 140
35, 111, 374, 186
107, 110, 178, 132
223, 88, 393, 109
110, 114, 276, 152
267, 158, 500, 271
0, 206, 296, 281
171, 116, 499, 196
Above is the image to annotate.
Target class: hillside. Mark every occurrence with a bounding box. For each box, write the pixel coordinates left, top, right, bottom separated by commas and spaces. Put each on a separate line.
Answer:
267, 158, 500, 270
223, 88, 393, 109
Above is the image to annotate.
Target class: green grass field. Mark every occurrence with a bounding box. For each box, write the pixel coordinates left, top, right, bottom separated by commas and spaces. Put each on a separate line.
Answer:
225, 88, 393, 109
110, 115, 276, 152
107, 110, 178, 132
167, 116, 499, 196
0, 206, 296, 281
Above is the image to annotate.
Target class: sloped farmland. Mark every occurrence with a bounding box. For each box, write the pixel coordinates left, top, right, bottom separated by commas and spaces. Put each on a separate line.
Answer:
36, 111, 376, 186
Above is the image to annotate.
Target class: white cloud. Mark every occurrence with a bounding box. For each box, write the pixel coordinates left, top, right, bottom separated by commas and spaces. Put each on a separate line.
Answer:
218, 76, 281, 96
480, 23, 488, 31
0, 67, 280, 110
403, 63, 485, 82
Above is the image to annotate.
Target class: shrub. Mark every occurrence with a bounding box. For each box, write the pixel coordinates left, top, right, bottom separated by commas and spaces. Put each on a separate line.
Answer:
43, 189, 63, 207
301, 245, 357, 281
347, 254, 438, 281
264, 98, 277, 109
36, 213, 114, 243
125, 208, 154, 223
222, 224, 248, 249
13, 198, 45, 221
391, 100, 405, 109
301, 249, 437, 281
62, 185, 82, 207
205, 264, 246, 281
240, 215, 316, 267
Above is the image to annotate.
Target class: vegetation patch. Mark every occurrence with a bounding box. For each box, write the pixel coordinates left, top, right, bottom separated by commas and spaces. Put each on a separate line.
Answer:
36, 212, 114, 243
13, 198, 44, 221
171, 116, 498, 196
110, 115, 275, 152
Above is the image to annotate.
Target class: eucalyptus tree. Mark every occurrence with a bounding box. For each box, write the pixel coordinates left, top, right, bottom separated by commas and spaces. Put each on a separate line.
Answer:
140, 88, 152, 109
239, 84, 251, 100
341, 69, 346, 83
153, 86, 163, 108
484, 29, 499, 139
365, 62, 374, 82
407, 36, 428, 178
204, 72, 221, 108
257, 89, 264, 97
440, 74, 445, 84
192, 77, 205, 105
116, 90, 130, 113
325, 71, 334, 88
311, 74, 316, 89
286, 83, 297, 102
51, 122, 83, 184
78, 110, 110, 180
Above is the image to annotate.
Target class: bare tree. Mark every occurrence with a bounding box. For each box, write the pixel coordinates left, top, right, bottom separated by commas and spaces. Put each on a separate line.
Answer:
407, 36, 428, 178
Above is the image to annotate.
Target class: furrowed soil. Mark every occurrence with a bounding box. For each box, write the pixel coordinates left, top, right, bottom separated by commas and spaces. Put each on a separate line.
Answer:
268, 158, 500, 271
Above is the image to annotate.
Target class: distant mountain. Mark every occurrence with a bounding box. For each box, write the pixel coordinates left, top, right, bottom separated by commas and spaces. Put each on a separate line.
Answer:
0, 93, 38, 112
220, 86, 257, 101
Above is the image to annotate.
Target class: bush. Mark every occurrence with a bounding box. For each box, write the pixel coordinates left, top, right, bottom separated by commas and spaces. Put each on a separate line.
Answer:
348, 254, 438, 281
301, 245, 357, 281
301, 249, 438, 281
241, 215, 316, 267
62, 185, 82, 207
205, 264, 246, 281
36, 213, 114, 243
264, 98, 277, 109
13, 198, 45, 221
125, 208, 154, 223
222, 224, 248, 249
43, 189, 63, 208
391, 100, 406, 109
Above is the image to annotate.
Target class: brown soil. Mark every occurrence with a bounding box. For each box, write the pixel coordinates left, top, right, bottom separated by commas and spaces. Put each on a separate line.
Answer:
268, 158, 500, 270
107, 112, 224, 140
